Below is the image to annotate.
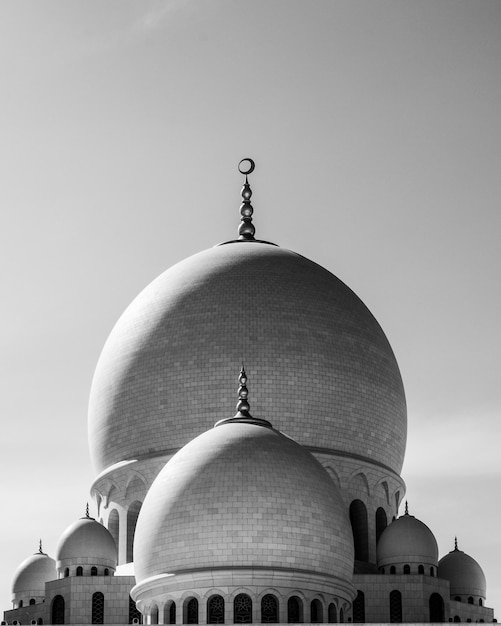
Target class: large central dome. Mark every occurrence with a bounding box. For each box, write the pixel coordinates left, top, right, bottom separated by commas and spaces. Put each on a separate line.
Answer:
88, 240, 406, 475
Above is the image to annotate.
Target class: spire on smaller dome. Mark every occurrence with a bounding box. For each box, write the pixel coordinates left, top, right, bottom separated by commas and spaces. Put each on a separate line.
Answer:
454, 536, 459, 551
214, 365, 272, 428
405, 501, 409, 515
86, 503, 90, 518
39, 539, 44, 554
236, 364, 251, 416
237, 158, 256, 241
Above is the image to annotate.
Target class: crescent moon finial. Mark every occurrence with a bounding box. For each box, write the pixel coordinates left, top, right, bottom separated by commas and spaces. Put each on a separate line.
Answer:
237, 158, 256, 241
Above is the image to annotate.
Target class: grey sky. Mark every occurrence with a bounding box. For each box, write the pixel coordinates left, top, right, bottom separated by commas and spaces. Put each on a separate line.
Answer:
1, 0, 500, 616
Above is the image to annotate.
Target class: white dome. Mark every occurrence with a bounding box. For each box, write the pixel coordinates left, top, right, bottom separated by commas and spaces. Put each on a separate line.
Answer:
133, 412, 354, 600
89, 241, 406, 477
56, 515, 117, 574
377, 513, 438, 570
438, 547, 486, 599
12, 551, 55, 601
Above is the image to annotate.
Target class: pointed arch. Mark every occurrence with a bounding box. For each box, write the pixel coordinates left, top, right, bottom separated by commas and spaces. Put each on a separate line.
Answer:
348, 472, 370, 496
353, 591, 365, 623
125, 475, 147, 500
310, 599, 323, 623
328, 603, 337, 623
376, 507, 387, 545
261, 595, 279, 623
287, 596, 303, 623
184, 597, 199, 624
323, 466, 341, 489
92, 592, 104, 624
349, 500, 369, 562
207, 595, 224, 624
389, 590, 402, 623
126, 501, 142, 563
429, 594, 444, 622
51, 595, 65, 624
234, 594, 252, 623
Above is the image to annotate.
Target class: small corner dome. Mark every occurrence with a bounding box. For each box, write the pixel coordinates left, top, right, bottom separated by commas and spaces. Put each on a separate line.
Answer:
133, 419, 354, 593
438, 548, 486, 599
12, 552, 56, 597
377, 513, 438, 568
56, 516, 117, 570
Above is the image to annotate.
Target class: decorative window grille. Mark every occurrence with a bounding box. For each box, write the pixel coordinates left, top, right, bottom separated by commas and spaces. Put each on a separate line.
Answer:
389, 590, 402, 623
208, 595, 225, 624
129, 595, 142, 624
353, 591, 365, 623
261, 595, 278, 623
187, 598, 199, 624
234, 594, 252, 623
92, 592, 104, 624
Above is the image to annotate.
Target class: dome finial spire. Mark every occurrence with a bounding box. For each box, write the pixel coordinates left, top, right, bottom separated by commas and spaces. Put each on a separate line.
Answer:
236, 364, 251, 416
405, 500, 409, 515
85, 502, 90, 518
39, 539, 43, 554
237, 158, 256, 241
454, 536, 458, 551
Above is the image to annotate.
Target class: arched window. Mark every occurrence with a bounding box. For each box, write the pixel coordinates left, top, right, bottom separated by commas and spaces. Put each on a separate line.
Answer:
108, 509, 120, 557
429, 593, 444, 623
430, 567, 435, 577
37, 619, 43, 625
186, 598, 199, 624
19, 600, 23, 608
454, 597, 461, 602
328, 603, 337, 623
30, 599, 36, 605
349, 500, 369, 562
207, 595, 224, 624
479, 599, 483, 607
51, 595, 65, 625
403, 564, 410, 575
353, 591, 365, 623
104, 568, 109, 576
466, 597, 473, 604
339, 608, 344, 623
453, 616, 461, 622
169, 602, 176, 624
310, 599, 323, 623
390, 566, 396, 575
127, 501, 142, 563
64, 568, 69, 578
380, 567, 385, 574
262, 595, 279, 623
92, 592, 104, 624
288, 596, 303, 623
150, 604, 159, 625
418, 565, 424, 575
76, 566, 83, 576
234, 594, 252, 623
129, 596, 142, 624
91, 567, 98, 576
376, 507, 388, 545
389, 590, 402, 623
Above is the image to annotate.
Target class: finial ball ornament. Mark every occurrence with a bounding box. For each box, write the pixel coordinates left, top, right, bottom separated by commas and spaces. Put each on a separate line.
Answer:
238, 158, 255, 175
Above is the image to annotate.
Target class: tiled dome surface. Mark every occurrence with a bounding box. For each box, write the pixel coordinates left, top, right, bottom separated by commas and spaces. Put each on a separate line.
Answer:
12, 552, 56, 596
88, 242, 406, 475
377, 514, 438, 567
133, 420, 354, 583
438, 549, 486, 598
56, 517, 117, 565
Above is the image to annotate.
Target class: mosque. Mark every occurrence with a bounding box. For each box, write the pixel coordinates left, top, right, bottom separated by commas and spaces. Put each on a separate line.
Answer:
3, 160, 495, 626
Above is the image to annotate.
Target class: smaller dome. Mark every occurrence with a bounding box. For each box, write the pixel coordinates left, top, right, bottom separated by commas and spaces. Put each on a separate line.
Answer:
12, 550, 56, 601
438, 546, 486, 599
377, 511, 438, 571
56, 514, 117, 574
